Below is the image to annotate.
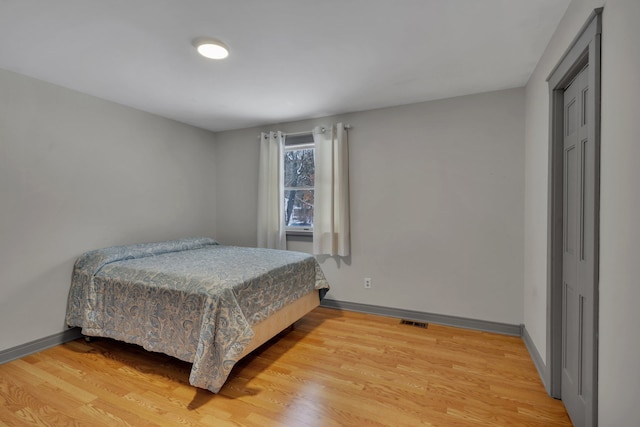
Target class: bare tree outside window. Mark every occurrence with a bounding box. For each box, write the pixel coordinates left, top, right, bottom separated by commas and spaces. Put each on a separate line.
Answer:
284, 147, 314, 229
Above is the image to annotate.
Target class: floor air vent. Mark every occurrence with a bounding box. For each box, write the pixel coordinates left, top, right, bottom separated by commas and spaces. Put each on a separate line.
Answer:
400, 319, 428, 328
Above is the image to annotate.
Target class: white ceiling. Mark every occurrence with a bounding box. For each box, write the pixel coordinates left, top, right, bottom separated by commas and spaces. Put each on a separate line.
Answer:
0, 0, 570, 133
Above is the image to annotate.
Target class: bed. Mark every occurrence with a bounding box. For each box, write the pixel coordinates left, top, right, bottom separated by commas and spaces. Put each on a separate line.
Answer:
65, 237, 329, 393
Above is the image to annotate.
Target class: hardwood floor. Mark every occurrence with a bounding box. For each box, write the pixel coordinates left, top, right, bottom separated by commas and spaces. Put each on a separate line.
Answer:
0, 307, 572, 426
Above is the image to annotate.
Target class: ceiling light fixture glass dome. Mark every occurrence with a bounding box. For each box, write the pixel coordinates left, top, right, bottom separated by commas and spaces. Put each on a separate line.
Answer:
193, 38, 229, 60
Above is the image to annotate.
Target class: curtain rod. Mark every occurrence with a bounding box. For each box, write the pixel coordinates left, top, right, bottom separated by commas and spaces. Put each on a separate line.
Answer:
285, 129, 323, 137
258, 124, 351, 139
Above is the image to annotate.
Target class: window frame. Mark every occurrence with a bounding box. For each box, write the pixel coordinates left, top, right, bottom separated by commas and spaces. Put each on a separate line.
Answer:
283, 136, 315, 236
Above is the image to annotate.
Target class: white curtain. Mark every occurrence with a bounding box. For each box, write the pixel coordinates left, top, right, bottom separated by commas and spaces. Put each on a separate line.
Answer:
312, 123, 350, 256
257, 131, 286, 249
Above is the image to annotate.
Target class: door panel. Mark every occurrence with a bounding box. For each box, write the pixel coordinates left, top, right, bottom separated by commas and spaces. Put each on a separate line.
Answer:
562, 65, 592, 427
564, 144, 577, 255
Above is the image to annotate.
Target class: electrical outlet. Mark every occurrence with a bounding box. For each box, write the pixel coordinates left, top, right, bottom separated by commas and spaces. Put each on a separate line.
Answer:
364, 277, 372, 289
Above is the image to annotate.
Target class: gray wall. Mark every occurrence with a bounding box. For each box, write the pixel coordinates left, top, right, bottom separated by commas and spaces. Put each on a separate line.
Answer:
0, 68, 217, 351
215, 88, 525, 325
523, 0, 640, 424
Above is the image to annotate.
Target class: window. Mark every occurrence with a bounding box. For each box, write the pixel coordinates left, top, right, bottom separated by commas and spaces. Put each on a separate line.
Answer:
284, 136, 315, 234
258, 125, 349, 252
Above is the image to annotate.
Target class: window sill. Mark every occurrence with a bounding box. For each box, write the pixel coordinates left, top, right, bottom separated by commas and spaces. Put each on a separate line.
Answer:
286, 230, 313, 242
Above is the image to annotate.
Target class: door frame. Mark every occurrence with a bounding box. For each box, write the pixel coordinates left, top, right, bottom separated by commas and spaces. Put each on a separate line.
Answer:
546, 7, 602, 426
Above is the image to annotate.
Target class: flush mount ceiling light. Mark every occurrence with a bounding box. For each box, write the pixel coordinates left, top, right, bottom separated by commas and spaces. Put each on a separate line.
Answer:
193, 38, 229, 60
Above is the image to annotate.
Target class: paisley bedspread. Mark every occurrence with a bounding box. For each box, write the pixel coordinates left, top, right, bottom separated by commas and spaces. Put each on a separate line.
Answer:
65, 237, 329, 392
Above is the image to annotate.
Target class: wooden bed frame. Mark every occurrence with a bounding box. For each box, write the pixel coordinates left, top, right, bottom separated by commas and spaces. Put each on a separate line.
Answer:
238, 290, 320, 359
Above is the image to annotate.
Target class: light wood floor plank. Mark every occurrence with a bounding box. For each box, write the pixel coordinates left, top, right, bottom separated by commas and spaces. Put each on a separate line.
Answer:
0, 307, 571, 426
